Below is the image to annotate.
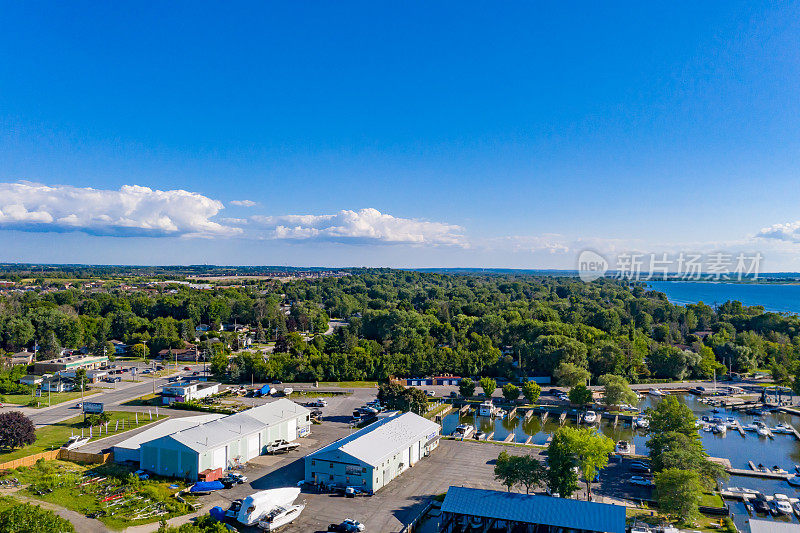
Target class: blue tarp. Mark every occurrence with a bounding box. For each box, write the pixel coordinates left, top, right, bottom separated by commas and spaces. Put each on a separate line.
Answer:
190, 481, 224, 492
259, 384, 272, 395
208, 506, 226, 520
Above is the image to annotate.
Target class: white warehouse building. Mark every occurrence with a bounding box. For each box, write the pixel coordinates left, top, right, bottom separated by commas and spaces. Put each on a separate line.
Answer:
305, 412, 440, 494
140, 399, 310, 480
112, 413, 225, 463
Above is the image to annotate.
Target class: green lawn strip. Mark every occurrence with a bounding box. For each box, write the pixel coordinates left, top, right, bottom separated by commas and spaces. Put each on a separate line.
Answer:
424, 403, 451, 420
2, 390, 100, 409
0, 412, 168, 462
122, 393, 161, 407
318, 381, 378, 388
699, 492, 724, 507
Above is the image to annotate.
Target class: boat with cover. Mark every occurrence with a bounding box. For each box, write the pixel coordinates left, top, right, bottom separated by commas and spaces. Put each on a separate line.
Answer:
237, 487, 302, 526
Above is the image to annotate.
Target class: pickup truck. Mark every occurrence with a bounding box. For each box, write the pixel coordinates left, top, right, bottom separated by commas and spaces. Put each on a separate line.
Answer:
266, 440, 301, 454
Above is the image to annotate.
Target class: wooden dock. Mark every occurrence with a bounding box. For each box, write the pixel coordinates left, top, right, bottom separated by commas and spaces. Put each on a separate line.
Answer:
559, 412, 567, 426
539, 411, 548, 423
613, 415, 619, 428
459, 404, 471, 415
508, 407, 517, 421
733, 422, 745, 437
525, 436, 532, 445
730, 465, 790, 480
486, 432, 494, 441
504, 433, 515, 443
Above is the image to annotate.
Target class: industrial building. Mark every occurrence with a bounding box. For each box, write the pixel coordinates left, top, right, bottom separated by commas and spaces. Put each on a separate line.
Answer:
439, 486, 626, 533
112, 413, 224, 463
304, 412, 440, 493
33, 354, 108, 375
139, 399, 310, 479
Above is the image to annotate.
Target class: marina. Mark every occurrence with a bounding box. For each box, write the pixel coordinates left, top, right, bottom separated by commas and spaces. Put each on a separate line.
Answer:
443, 391, 800, 528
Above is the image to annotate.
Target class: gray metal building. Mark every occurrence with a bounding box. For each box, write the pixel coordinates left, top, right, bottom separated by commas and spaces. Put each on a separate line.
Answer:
304, 412, 440, 493
139, 399, 310, 479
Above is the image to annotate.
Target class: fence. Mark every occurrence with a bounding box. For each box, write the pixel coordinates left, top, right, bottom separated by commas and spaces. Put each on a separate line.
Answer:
0, 449, 113, 470
399, 499, 436, 533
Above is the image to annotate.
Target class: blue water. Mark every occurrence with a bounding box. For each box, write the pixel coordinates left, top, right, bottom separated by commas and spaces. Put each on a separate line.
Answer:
647, 281, 800, 315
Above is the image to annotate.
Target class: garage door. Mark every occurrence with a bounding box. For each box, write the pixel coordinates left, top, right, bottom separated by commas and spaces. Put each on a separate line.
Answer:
247, 435, 259, 460
212, 447, 227, 469
287, 418, 297, 441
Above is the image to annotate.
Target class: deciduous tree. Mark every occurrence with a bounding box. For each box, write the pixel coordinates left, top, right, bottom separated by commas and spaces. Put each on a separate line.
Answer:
0, 411, 35, 450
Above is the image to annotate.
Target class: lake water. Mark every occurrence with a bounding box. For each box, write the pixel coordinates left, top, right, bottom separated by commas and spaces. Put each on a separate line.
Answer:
443, 394, 800, 528
647, 281, 800, 315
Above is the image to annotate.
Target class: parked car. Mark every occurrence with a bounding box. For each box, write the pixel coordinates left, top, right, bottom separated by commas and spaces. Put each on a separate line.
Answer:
449, 391, 458, 398
328, 519, 366, 532
628, 476, 652, 487
630, 462, 651, 474
134, 470, 149, 480
183, 366, 191, 371
425, 390, 435, 397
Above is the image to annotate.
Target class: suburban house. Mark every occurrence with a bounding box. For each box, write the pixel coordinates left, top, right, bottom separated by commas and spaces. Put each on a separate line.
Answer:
109, 340, 128, 354
40, 375, 75, 392
19, 374, 43, 386
158, 343, 199, 361
8, 350, 34, 366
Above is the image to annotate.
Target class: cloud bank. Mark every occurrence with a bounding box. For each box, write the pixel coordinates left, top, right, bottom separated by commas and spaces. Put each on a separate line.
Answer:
230, 200, 257, 207
756, 221, 800, 243
0, 182, 238, 237
249, 208, 465, 245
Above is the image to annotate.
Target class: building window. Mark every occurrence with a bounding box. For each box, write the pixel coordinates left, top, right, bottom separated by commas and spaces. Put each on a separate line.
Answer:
329, 474, 333, 481
362, 467, 366, 473
329, 463, 333, 468
311, 460, 315, 466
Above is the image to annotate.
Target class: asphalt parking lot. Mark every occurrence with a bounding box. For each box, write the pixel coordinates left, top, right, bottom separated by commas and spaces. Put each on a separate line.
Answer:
203, 437, 536, 533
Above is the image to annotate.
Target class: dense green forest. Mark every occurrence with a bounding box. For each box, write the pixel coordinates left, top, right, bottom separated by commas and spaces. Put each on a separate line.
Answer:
1, 269, 799, 384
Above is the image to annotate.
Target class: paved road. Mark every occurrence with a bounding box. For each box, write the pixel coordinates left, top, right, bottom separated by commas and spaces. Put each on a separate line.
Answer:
20, 363, 208, 427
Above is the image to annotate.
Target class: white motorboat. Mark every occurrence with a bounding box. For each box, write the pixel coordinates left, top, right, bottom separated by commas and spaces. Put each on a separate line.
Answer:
788, 475, 800, 487
634, 417, 649, 429
772, 466, 788, 475
713, 424, 727, 434
454, 424, 475, 439
478, 401, 494, 417
743, 424, 758, 432
775, 423, 794, 434
774, 494, 793, 515
757, 427, 771, 437
583, 411, 597, 424
257, 503, 305, 531
648, 388, 664, 397
702, 424, 713, 432
615, 440, 630, 454
237, 487, 302, 526
62, 435, 90, 450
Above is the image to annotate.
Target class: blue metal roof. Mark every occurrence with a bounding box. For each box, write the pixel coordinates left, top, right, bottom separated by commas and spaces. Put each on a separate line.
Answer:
440, 486, 626, 533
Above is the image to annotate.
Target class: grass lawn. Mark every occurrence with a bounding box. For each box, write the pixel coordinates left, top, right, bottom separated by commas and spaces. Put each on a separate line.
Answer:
700, 492, 724, 507
626, 503, 733, 532
2, 390, 99, 409
0, 411, 168, 462
5, 461, 195, 530
318, 381, 378, 388
122, 393, 161, 407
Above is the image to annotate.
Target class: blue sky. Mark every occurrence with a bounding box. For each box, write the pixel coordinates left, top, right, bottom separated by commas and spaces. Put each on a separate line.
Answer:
1, 2, 800, 270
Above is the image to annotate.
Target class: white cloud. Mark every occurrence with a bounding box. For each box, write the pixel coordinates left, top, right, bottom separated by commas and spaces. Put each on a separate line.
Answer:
756, 221, 800, 243
248, 208, 465, 245
230, 200, 257, 207
0, 181, 239, 237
